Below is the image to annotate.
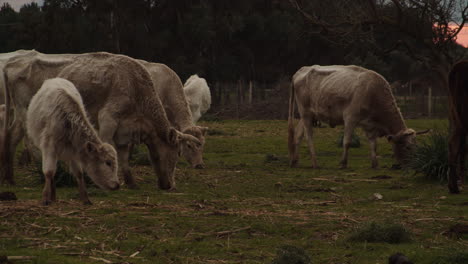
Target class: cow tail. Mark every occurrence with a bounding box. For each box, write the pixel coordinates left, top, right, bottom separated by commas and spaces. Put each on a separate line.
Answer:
1, 68, 11, 183
288, 80, 296, 164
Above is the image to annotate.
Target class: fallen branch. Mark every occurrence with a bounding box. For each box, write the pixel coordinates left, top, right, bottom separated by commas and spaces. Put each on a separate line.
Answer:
0, 256, 36, 261
89, 256, 113, 263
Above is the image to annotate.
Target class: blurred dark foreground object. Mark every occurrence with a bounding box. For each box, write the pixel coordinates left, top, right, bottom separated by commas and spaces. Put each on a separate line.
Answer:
389, 253, 413, 264
0, 192, 17, 201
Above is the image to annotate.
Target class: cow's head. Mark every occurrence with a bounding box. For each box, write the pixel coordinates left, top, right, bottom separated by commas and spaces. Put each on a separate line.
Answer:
146, 127, 201, 190
387, 128, 430, 164
180, 126, 208, 169
82, 142, 120, 191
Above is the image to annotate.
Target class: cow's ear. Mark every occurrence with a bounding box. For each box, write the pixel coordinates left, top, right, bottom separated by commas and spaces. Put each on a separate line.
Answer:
85, 141, 97, 154
168, 128, 179, 145
198, 126, 209, 136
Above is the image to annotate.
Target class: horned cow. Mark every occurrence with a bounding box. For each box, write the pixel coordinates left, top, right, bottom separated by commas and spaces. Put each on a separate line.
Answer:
183, 74, 211, 123
26, 78, 120, 205
2, 51, 200, 190
288, 65, 427, 169
139, 61, 208, 169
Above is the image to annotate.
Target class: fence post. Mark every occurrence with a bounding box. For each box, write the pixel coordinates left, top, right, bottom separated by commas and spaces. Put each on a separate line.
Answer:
427, 86, 432, 117
248, 81, 253, 105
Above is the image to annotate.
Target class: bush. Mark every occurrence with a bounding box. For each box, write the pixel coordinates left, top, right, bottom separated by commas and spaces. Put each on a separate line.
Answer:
36, 161, 77, 187
405, 130, 455, 182
271, 245, 311, 264
432, 251, 468, 264
337, 132, 361, 148
347, 221, 411, 244
130, 145, 151, 166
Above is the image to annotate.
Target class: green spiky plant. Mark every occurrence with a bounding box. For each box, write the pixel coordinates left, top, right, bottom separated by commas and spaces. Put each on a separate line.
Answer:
405, 129, 459, 182
337, 131, 361, 148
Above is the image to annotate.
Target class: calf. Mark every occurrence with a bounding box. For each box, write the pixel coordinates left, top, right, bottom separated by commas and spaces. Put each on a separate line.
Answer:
183, 74, 211, 123
26, 78, 120, 205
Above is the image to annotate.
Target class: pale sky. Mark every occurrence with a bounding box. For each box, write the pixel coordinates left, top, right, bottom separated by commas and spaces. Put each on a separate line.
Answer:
0, 0, 43, 11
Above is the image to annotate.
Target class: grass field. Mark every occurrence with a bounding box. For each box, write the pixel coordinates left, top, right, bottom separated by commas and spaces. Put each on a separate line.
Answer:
1, 119, 467, 264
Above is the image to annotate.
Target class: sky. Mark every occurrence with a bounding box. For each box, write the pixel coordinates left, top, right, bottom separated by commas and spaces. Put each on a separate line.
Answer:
0, 0, 467, 47
0, 0, 43, 11
455, 25, 468, 47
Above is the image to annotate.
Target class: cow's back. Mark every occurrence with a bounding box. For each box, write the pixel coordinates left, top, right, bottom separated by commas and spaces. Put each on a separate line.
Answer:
448, 61, 468, 130
293, 65, 395, 129
139, 61, 192, 128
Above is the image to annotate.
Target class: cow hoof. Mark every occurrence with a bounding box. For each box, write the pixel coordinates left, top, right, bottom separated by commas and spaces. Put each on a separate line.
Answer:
82, 200, 93, 205
289, 160, 298, 167
339, 164, 347, 169
41, 200, 52, 206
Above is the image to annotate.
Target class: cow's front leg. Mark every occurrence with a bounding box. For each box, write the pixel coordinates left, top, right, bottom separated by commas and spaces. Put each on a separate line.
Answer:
119, 144, 137, 189
368, 136, 378, 168
289, 119, 305, 167
41, 146, 57, 205
340, 122, 357, 169
303, 119, 318, 168
69, 161, 91, 205
97, 110, 118, 147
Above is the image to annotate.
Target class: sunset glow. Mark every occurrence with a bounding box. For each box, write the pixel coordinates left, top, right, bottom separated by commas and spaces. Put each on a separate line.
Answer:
450, 24, 468, 48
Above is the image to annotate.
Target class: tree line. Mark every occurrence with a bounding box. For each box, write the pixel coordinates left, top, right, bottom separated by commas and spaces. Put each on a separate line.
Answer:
0, 0, 466, 88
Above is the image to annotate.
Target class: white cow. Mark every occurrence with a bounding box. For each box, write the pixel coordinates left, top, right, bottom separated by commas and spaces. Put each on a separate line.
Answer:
288, 65, 428, 169
27, 78, 120, 205
183, 74, 211, 123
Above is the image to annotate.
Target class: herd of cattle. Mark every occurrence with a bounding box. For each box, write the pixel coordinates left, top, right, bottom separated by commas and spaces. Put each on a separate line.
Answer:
0, 50, 465, 205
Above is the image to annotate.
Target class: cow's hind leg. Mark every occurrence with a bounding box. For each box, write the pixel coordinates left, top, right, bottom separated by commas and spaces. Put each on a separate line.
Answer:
69, 162, 92, 205
340, 119, 358, 169
290, 119, 305, 167
303, 118, 318, 169
367, 134, 378, 168
448, 128, 462, 193
41, 146, 57, 205
457, 132, 466, 186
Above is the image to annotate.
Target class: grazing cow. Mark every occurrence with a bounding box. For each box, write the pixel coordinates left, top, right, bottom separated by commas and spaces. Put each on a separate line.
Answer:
447, 60, 468, 194
288, 65, 427, 169
183, 74, 211, 123
2, 52, 200, 190
27, 78, 120, 205
138, 61, 208, 169
0, 50, 37, 104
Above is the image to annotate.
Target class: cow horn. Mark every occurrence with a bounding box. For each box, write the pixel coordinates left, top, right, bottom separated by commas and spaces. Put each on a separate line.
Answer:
416, 129, 431, 135
177, 131, 201, 146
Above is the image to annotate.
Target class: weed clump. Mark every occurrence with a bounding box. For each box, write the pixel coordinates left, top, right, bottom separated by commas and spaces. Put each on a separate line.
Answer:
348, 221, 411, 244
37, 161, 77, 187
337, 132, 360, 148
405, 130, 454, 182
271, 245, 311, 264
130, 146, 150, 166
432, 250, 468, 264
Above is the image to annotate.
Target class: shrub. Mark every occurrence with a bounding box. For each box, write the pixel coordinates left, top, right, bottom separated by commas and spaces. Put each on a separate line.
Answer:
347, 221, 411, 244
271, 245, 311, 264
405, 130, 456, 182
337, 132, 361, 148
130, 145, 151, 166
36, 161, 77, 187
432, 251, 468, 264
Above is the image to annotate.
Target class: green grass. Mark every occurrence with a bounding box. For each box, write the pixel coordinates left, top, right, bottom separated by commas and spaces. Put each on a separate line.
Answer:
1, 119, 467, 264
